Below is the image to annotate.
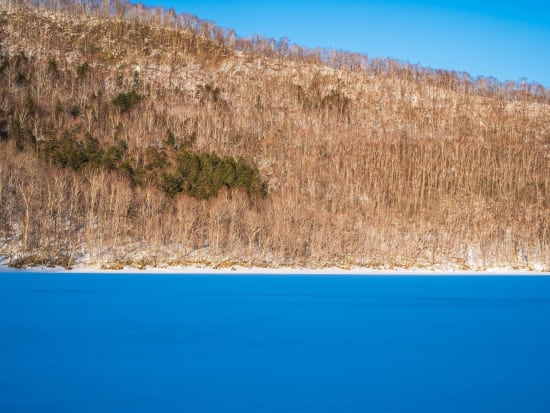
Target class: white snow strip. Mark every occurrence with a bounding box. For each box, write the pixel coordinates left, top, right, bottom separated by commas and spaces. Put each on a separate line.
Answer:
0, 262, 548, 276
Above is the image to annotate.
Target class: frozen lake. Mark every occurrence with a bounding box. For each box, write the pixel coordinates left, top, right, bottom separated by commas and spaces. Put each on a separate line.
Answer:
1, 273, 549, 412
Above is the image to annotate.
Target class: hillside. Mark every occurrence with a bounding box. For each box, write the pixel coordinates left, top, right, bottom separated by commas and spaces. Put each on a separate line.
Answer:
0, 1, 549, 270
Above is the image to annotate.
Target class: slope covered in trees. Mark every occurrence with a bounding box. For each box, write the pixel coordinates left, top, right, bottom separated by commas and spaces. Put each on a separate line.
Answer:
0, 1, 549, 270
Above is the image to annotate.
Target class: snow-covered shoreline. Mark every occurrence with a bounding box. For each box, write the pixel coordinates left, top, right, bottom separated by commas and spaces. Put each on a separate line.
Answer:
1, 262, 548, 276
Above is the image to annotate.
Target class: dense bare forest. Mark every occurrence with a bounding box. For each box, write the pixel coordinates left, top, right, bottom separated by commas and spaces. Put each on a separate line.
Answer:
0, 0, 549, 270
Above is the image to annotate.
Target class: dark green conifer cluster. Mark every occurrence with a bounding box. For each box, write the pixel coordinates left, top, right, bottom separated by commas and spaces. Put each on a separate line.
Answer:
162, 151, 267, 199
37, 130, 266, 199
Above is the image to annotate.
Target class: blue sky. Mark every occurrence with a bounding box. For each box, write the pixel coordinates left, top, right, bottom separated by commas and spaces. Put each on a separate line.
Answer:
142, 1, 550, 87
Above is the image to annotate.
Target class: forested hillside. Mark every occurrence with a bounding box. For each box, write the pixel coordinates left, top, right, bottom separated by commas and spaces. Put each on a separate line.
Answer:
1, 0, 549, 270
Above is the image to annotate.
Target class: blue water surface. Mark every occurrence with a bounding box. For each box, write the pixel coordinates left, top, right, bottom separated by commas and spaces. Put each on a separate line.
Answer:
1, 273, 549, 412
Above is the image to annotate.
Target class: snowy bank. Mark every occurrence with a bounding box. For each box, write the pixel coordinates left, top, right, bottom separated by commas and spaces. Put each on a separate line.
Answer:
1, 260, 548, 276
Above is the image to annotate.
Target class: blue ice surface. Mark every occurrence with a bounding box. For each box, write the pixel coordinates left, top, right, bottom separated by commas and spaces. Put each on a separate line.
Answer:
1, 272, 549, 412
